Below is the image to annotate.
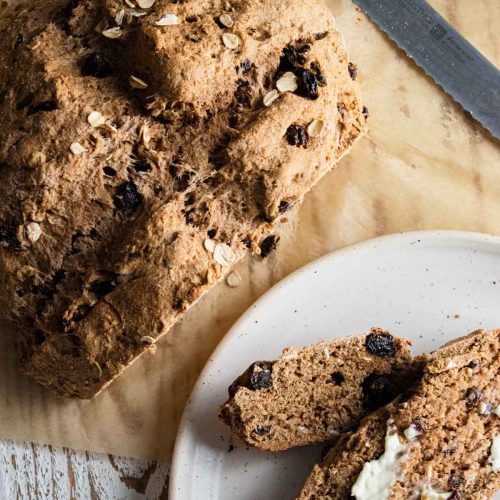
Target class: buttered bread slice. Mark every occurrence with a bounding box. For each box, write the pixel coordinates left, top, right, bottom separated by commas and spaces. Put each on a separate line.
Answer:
299, 329, 500, 499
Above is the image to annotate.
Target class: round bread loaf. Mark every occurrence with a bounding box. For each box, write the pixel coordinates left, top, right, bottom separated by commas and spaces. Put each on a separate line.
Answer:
0, 0, 367, 397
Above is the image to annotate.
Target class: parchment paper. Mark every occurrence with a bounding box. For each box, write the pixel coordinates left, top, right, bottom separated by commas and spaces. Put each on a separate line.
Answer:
0, 0, 499, 462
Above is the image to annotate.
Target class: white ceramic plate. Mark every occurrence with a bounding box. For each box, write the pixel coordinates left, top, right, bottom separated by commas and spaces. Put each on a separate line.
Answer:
170, 231, 500, 500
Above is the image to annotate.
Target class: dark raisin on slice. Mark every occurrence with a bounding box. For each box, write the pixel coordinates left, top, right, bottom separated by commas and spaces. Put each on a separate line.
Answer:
0, 223, 21, 251
361, 373, 399, 411
113, 180, 143, 212
348, 62, 358, 80
238, 59, 253, 73
448, 473, 463, 490
310, 62, 327, 86
365, 331, 398, 357
249, 361, 274, 390
242, 236, 252, 249
278, 200, 291, 213
277, 44, 309, 73
295, 69, 319, 100
411, 418, 426, 434
225, 362, 264, 396
80, 53, 113, 78
465, 387, 483, 408
252, 425, 271, 436
27, 100, 58, 115
207, 229, 217, 239
260, 235, 280, 258
315, 31, 329, 40
362, 106, 369, 119
329, 371, 345, 385
89, 279, 117, 297
286, 124, 309, 148
443, 447, 456, 457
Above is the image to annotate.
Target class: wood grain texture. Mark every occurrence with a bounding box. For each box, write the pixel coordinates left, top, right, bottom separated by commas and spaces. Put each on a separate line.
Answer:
0, 0, 499, 473
0, 440, 169, 499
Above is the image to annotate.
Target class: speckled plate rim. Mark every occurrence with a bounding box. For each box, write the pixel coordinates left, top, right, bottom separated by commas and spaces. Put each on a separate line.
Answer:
169, 230, 500, 499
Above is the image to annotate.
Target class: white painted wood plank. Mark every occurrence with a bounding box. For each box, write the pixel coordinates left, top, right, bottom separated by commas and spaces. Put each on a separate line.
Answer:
0, 440, 169, 500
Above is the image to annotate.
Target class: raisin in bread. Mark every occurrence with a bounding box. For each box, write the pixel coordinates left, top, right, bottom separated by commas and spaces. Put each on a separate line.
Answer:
299, 329, 500, 499
0, 0, 366, 398
220, 329, 421, 452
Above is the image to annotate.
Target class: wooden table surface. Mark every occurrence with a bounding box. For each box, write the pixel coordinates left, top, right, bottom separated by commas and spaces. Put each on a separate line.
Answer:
1, 0, 499, 498
0, 440, 169, 499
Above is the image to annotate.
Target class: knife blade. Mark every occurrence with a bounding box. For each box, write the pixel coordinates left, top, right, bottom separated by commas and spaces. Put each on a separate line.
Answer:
352, 0, 500, 139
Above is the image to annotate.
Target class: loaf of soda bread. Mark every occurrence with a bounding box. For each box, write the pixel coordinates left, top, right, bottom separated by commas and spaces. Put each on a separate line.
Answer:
0, 0, 366, 397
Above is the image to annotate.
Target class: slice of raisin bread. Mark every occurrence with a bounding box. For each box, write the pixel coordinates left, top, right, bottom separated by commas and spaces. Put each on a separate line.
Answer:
299, 329, 500, 499
220, 329, 422, 452
0, 0, 367, 397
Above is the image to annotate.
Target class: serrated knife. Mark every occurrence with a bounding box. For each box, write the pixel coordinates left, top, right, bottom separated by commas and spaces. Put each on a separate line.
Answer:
352, 0, 500, 139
